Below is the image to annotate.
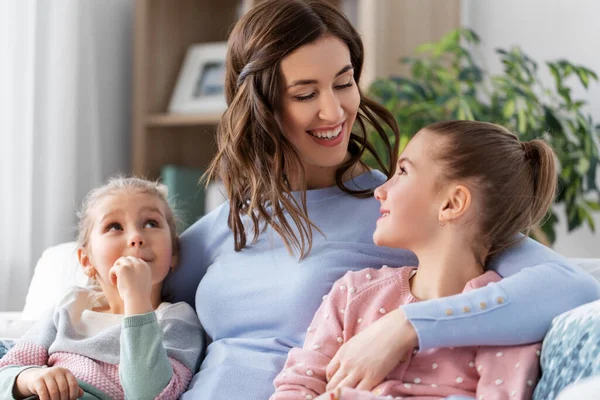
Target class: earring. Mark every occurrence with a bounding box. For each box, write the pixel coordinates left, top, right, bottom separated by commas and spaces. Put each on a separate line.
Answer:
439, 217, 445, 227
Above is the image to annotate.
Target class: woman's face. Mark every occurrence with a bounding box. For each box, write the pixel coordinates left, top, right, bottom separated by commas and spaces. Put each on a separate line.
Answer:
373, 131, 446, 251
277, 35, 360, 185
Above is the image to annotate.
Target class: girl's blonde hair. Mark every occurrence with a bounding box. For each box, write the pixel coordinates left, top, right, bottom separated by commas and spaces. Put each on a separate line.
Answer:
77, 177, 179, 255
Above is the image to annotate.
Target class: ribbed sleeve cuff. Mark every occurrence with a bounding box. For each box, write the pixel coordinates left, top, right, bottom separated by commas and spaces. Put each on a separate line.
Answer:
122, 311, 157, 328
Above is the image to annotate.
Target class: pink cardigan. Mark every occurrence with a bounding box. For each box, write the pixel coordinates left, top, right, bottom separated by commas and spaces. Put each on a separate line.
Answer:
271, 266, 541, 400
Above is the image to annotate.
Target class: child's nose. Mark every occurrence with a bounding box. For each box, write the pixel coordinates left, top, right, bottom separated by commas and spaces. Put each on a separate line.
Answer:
129, 232, 144, 247
374, 184, 385, 201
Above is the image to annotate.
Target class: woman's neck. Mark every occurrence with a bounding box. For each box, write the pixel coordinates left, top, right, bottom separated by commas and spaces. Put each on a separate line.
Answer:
287, 155, 369, 190
409, 234, 485, 301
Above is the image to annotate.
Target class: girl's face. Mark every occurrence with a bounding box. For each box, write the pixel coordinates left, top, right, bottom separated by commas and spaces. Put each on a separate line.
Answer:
79, 191, 175, 289
373, 131, 446, 251
277, 35, 360, 183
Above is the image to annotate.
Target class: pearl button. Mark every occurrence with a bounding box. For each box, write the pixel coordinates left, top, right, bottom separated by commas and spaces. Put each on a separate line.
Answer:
469, 361, 475, 368
477, 365, 483, 372
305, 395, 313, 400
307, 326, 314, 332
357, 317, 363, 323
432, 363, 438, 369
340, 285, 346, 291
445, 309, 453, 315
431, 384, 438, 388
527, 380, 533, 386
340, 308, 345, 314
403, 383, 411, 389
495, 379, 503, 385
536, 350, 541, 357
312, 344, 320, 350
480, 301, 487, 309
337, 337, 343, 343
349, 287, 356, 294
414, 378, 421, 383
511, 391, 517, 397
456, 376, 463, 383
496, 352, 504, 357
366, 273, 372, 280
379, 308, 387, 314
463, 306, 471, 313
322, 295, 328, 300
515, 362, 520, 368
306, 369, 314, 376
497, 296, 505, 304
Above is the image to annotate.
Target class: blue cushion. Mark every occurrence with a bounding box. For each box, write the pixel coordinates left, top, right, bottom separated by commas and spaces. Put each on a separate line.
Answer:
533, 299, 600, 400
0, 338, 16, 359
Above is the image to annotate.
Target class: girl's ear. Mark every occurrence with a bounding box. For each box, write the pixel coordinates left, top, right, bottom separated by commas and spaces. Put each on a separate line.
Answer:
77, 247, 95, 277
439, 184, 472, 223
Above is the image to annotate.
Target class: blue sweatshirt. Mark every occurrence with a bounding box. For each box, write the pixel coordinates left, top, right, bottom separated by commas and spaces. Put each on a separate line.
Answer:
164, 170, 600, 400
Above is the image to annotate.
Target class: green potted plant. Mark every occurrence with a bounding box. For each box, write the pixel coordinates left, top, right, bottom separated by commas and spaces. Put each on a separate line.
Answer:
366, 28, 600, 246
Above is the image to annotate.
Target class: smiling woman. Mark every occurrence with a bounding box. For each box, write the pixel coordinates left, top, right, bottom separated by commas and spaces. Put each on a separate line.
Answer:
277, 35, 363, 189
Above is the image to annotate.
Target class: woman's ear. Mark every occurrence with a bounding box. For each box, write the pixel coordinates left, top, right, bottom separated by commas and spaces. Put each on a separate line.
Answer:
439, 184, 472, 223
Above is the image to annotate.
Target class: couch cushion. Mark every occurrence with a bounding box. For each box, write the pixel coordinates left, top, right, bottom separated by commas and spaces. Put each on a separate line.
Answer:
22, 242, 91, 320
533, 299, 600, 400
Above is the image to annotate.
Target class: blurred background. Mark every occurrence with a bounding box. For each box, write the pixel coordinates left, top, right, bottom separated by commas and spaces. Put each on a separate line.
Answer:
0, 0, 598, 311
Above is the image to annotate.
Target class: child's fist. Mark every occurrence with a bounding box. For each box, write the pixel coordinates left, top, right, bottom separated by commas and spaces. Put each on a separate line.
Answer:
109, 256, 152, 302
15, 366, 83, 400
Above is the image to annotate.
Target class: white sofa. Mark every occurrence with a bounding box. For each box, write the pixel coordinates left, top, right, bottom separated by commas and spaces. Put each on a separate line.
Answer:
1, 241, 600, 339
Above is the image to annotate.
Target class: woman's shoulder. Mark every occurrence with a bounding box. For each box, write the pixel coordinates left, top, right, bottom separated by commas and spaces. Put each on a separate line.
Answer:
182, 201, 231, 238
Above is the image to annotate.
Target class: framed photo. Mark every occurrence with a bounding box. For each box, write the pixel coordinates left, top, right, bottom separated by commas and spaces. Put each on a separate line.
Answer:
168, 42, 228, 114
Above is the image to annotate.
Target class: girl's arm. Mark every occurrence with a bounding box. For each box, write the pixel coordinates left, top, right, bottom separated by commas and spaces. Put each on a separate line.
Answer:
0, 311, 56, 398
404, 237, 600, 349
119, 303, 204, 400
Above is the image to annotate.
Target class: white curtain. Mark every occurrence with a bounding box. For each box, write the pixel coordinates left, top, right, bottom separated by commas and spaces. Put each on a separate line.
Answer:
0, 0, 133, 311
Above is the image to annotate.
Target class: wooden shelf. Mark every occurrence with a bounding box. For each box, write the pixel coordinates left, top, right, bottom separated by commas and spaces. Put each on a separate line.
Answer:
147, 113, 223, 127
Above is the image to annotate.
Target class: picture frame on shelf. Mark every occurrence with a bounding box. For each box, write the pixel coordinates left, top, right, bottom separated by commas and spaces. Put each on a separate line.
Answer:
168, 42, 228, 115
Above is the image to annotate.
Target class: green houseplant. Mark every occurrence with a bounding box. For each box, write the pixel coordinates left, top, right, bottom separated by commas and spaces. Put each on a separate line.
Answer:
366, 28, 600, 245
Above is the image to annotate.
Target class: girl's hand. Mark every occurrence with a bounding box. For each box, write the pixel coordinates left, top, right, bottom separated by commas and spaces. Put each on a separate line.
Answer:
325, 308, 418, 391
15, 366, 83, 400
109, 256, 153, 314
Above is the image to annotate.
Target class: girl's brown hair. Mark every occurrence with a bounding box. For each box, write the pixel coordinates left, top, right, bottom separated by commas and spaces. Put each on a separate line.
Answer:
425, 120, 557, 263
205, 0, 399, 258
77, 177, 179, 256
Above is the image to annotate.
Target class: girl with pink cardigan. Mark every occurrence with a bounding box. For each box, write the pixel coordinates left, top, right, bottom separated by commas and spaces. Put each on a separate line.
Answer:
272, 120, 555, 400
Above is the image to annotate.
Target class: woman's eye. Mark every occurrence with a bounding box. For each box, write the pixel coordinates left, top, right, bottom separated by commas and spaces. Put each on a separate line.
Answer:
294, 93, 316, 102
106, 223, 122, 231
144, 219, 159, 228
397, 167, 407, 175
334, 81, 354, 90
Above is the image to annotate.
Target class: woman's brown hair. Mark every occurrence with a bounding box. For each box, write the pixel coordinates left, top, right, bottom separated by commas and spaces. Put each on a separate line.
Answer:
205, 0, 399, 257
425, 120, 557, 263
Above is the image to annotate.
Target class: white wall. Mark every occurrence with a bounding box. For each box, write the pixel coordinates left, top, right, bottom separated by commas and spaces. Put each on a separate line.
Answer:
462, 0, 600, 257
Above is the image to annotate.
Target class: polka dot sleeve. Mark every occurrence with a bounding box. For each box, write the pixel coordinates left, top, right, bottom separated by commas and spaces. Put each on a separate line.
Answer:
475, 342, 541, 400
271, 274, 352, 399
